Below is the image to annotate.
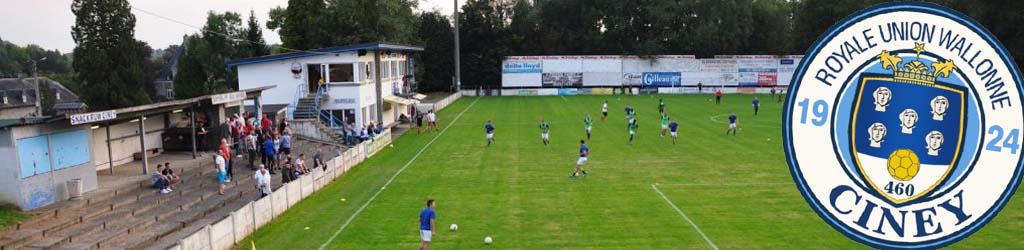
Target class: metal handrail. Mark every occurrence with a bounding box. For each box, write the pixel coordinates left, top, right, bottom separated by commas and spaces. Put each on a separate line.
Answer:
287, 84, 304, 120
313, 85, 344, 129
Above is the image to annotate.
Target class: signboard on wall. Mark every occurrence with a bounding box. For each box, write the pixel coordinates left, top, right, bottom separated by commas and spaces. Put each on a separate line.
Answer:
641, 72, 682, 87
70, 110, 116, 125
622, 73, 641, 86
211, 91, 247, 105
542, 72, 583, 87
502, 61, 542, 73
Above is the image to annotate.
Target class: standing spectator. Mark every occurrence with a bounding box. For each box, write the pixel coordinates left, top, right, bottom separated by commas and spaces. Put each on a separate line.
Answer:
163, 162, 179, 188
219, 139, 233, 183
280, 132, 292, 158
282, 156, 294, 183
260, 114, 272, 132
273, 133, 283, 168
278, 117, 290, 135
415, 110, 424, 134
247, 131, 259, 170
254, 164, 271, 198
427, 110, 437, 132
698, 82, 703, 93
214, 154, 227, 195
196, 120, 208, 151
263, 134, 277, 174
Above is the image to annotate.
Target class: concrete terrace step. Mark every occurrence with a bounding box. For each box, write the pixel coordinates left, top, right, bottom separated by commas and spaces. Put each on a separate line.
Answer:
1, 139, 337, 250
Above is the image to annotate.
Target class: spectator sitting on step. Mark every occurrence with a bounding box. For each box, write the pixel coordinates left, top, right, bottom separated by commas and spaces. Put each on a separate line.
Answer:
152, 164, 172, 194
359, 127, 369, 141
163, 162, 179, 188
254, 164, 271, 198
313, 147, 326, 171
296, 153, 308, 175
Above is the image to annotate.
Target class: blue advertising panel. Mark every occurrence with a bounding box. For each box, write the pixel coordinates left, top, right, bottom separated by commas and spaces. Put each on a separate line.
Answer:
17, 136, 50, 178
51, 129, 90, 170
641, 72, 682, 87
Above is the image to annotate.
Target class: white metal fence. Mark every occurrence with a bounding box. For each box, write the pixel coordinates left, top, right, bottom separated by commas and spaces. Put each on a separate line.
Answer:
169, 129, 393, 250
417, 92, 463, 113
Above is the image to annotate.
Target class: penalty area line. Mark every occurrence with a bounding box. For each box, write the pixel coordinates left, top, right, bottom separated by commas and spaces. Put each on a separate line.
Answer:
651, 184, 720, 250
318, 97, 481, 250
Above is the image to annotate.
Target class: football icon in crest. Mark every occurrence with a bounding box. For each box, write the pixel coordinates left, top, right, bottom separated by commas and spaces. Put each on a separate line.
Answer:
784, 3, 1024, 249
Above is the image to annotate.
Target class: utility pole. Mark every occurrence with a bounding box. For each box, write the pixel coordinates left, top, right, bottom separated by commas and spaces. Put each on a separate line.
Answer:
453, 0, 461, 92
31, 57, 47, 117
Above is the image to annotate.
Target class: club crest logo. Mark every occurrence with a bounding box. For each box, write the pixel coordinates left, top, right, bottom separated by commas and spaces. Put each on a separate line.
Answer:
783, 3, 1024, 249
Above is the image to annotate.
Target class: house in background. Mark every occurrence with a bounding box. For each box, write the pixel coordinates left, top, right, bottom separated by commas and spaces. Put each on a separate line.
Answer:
152, 39, 187, 102
228, 43, 423, 131
0, 77, 87, 118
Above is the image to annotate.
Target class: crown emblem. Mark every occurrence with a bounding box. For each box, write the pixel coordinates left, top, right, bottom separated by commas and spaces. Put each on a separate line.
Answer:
877, 43, 958, 85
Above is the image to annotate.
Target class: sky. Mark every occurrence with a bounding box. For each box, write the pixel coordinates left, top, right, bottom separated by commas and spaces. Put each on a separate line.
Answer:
0, 0, 462, 53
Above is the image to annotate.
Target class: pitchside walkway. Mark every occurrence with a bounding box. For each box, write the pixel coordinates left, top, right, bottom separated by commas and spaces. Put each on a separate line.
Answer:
0, 138, 341, 250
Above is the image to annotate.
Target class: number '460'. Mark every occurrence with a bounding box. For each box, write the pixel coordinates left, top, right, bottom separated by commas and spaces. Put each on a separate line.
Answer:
986, 125, 1020, 154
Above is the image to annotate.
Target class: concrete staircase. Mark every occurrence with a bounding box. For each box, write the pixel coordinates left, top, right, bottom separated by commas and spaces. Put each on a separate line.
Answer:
292, 96, 318, 120
0, 139, 338, 250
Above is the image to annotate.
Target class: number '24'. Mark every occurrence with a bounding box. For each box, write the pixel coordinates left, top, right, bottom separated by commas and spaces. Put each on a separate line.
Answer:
987, 125, 1020, 154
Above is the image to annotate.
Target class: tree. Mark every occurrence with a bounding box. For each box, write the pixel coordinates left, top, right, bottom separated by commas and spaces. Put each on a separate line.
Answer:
459, 0, 513, 89
173, 35, 211, 99
173, 11, 248, 99
417, 11, 455, 92
267, 0, 328, 50
242, 10, 270, 58
201, 11, 244, 91
71, 0, 150, 109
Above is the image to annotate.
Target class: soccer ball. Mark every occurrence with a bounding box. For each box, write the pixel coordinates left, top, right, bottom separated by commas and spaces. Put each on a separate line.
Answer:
449, 224, 458, 232
484, 236, 493, 245
887, 149, 920, 181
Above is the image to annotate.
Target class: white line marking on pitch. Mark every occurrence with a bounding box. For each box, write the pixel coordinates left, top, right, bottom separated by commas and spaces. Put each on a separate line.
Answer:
318, 97, 481, 250
652, 184, 720, 250
656, 182, 791, 187
559, 95, 568, 101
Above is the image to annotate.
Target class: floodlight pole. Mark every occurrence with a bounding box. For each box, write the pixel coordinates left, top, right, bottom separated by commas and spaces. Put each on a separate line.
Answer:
453, 0, 461, 92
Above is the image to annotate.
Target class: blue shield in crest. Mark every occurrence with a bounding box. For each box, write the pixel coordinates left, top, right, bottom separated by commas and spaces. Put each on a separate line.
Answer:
849, 73, 967, 205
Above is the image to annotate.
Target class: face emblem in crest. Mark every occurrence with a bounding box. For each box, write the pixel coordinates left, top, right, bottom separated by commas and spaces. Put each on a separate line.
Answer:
784, 3, 1024, 249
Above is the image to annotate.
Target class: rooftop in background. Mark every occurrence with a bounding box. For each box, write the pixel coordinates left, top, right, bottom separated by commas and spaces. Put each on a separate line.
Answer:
225, 42, 424, 67
0, 77, 86, 115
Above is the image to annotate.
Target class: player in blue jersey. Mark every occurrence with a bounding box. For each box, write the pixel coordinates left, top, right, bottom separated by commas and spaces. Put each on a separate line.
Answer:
727, 112, 738, 136
624, 105, 633, 120
571, 140, 589, 178
485, 121, 495, 146
669, 119, 680, 144
752, 97, 761, 116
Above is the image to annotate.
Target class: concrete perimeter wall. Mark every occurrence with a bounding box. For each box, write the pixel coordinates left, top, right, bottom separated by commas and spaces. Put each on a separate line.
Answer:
169, 92, 463, 250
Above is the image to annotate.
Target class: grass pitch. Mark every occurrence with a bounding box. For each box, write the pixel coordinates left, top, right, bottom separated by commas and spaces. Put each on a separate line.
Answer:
238, 94, 1023, 249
